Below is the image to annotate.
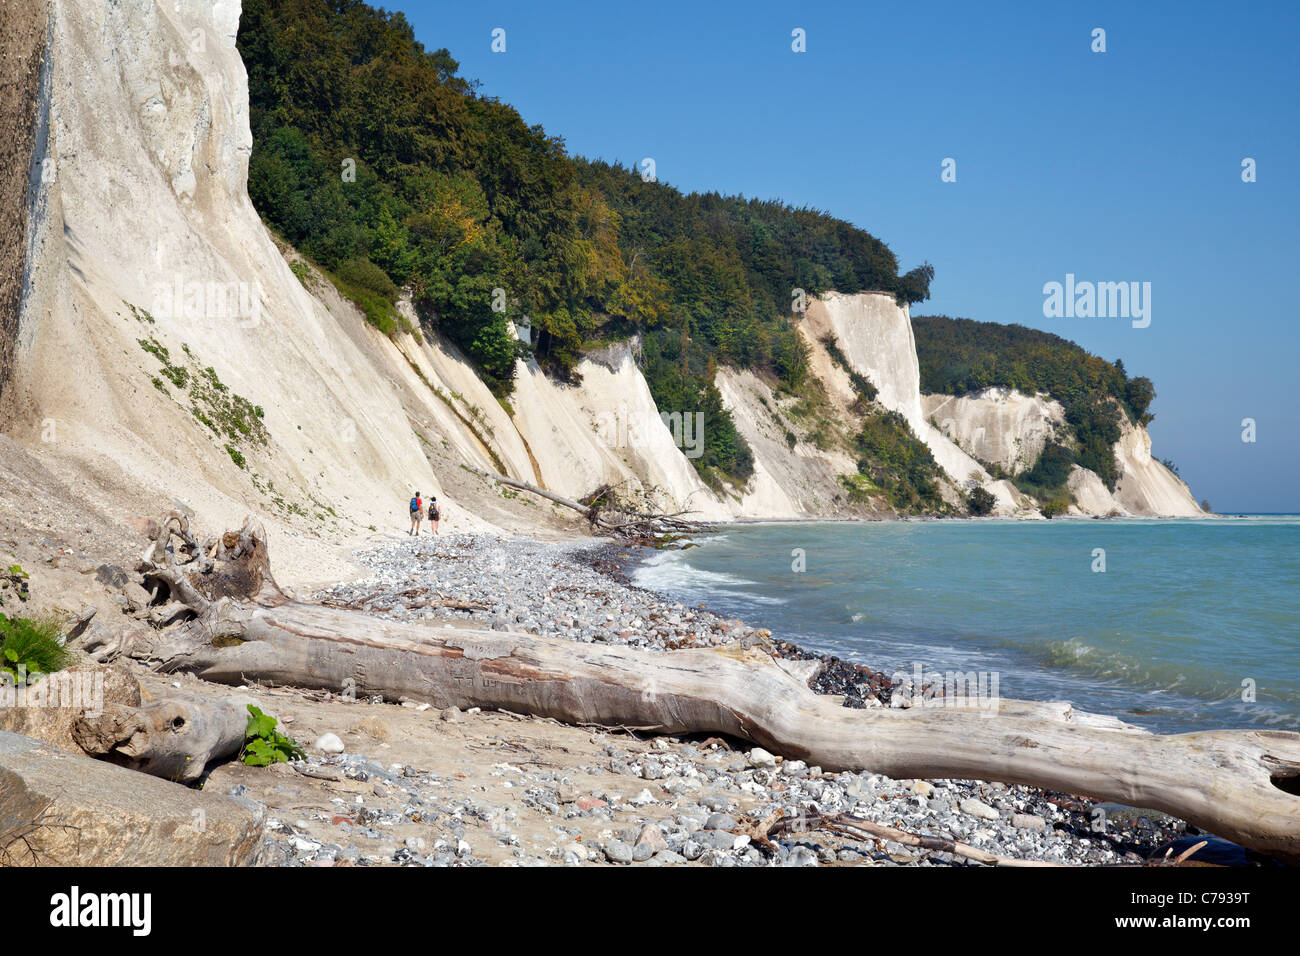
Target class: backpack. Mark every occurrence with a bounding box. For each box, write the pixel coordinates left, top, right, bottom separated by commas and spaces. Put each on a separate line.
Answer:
430, 502, 440, 520
410, 497, 420, 514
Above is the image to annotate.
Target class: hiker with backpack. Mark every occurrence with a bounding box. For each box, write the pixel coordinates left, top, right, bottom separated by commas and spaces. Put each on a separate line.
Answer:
409, 491, 422, 535
428, 496, 441, 535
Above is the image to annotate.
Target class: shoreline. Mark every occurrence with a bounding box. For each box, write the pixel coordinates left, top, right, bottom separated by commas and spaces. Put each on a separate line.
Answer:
627, 517, 1300, 738
696, 512, 1243, 527
281, 528, 1264, 867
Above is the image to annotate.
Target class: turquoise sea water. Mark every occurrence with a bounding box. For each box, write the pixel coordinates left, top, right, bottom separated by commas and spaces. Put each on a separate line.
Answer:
632, 517, 1300, 734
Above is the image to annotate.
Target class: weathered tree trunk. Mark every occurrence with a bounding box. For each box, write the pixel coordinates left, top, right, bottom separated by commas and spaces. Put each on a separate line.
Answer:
468, 467, 705, 537
100, 514, 1300, 863
72, 695, 249, 784
470, 469, 598, 519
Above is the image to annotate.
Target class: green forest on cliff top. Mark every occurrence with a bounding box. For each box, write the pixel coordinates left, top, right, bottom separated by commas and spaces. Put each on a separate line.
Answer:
237, 0, 1154, 501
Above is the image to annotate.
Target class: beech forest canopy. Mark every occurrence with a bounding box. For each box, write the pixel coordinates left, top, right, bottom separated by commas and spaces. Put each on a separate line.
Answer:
236, 0, 933, 483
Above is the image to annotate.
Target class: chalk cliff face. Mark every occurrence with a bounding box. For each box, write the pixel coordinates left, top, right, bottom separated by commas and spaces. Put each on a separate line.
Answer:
1110, 417, 1202, 517
793, 293, 1200, 518
1, 0, 1199, 542
0, 0, 48, 400
922, 388, 1065, 477
801, 293, 1031, 515
0, 0, 734, 541
5, 0, 486, 567
504, 337, 734, 521
714, 366, 857, 518
920, 388, 1201, 517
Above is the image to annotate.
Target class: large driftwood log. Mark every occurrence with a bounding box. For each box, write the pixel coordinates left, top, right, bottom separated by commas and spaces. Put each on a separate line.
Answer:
72, 695, 249, 784
97, 514, 1300, 863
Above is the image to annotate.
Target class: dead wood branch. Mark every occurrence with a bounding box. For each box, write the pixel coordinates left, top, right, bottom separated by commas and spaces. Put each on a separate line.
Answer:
768, 808, 1063, 867
468, 467, 707, 538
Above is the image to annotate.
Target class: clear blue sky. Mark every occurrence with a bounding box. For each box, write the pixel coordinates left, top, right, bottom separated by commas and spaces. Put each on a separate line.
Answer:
389, 0, 1298, 513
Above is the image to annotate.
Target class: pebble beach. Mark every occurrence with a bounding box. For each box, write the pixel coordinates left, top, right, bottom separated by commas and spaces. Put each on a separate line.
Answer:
221, 531, 1234, 868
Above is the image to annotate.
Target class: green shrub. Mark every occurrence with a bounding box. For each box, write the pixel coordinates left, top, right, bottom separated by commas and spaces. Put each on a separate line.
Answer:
328, 269, 403, 337
640, 329, 754, 485
1014, 443, 1073, 499
337, 257, 399, 303
0, 613, 71, 684
839, 473, 877, 503
967, 486, 996, 516
161, 365, 189, 389
854, 409, 945, 513
1066, 396, 1122, 489
1040, 499, 1069, 519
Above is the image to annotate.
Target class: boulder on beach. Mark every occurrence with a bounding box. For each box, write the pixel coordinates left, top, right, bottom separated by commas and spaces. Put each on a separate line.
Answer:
0, 731, 266, 866
0, 665, 141, 753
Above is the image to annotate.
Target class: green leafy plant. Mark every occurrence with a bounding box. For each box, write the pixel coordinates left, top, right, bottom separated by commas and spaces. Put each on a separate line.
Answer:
0, 612, 70, 684
0, 565, 29, 608
853, 409, 945, 514
241, 704, 306, 766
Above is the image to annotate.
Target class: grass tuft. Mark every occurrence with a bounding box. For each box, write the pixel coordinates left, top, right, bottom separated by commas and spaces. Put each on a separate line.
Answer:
0, 613, 71, 684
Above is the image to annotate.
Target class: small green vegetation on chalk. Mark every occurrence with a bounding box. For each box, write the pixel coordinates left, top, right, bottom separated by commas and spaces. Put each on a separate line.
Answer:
131, 312, 270, 472
126, 303, 156, 324
0, 565, 29, 609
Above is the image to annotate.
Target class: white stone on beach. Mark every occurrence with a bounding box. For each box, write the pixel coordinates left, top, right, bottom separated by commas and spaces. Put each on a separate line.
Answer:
1011, 813, 1047, 831
959, 797, 1000, 820
314, 733, 345, 753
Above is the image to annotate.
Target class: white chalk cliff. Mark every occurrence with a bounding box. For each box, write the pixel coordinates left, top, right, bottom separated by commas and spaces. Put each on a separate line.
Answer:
1065, 417, 1203, 517
801, 294, 1031, 515
1, 0, 1200, 542
922, 388, 1065, 477
925, 387, 1201, 517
